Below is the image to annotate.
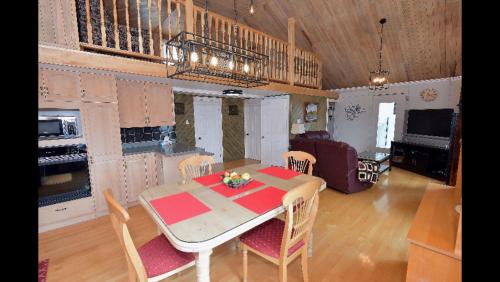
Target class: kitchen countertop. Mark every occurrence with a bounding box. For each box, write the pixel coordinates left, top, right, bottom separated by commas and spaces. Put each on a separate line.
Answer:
122, 141, 213, 157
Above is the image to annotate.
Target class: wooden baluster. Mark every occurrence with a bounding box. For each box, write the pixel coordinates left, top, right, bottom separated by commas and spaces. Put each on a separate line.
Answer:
85, 0, 93, 44
148, 0, 153, 54
167, 0, 171, 40
157, 0, 163, 57
136, 0, 144, 53
318, 60, 323, 89
112, 0, 119, 49
200, 8, 204, 38
125, 0, 132, 50
99, 0, 106, 47
176, 1, 180, 34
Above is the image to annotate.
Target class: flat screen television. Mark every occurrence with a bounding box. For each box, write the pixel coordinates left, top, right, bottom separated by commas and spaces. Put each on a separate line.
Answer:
406, 108, 454, 138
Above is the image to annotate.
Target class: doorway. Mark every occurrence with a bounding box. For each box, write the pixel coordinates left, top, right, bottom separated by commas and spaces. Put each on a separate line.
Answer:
376, 102, 396, 150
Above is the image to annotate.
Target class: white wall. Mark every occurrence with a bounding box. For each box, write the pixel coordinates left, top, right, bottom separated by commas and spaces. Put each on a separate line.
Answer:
331, 77, 461, 153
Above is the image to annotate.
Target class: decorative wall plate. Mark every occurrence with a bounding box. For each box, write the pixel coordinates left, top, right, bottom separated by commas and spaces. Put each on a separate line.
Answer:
420, 88, 438, 102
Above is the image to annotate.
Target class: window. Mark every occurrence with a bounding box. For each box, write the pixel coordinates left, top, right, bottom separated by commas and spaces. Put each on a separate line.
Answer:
376, 102, 396, 148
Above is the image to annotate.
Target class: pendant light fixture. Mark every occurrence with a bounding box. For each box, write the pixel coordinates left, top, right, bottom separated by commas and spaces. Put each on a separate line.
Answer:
165, 0, 269, 87
369, 18, 389, 91
249, 0, 255, 15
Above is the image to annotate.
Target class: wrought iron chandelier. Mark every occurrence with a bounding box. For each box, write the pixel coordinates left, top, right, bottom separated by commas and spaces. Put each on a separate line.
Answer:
165, 0, 269, 88
369, 18, 389, 91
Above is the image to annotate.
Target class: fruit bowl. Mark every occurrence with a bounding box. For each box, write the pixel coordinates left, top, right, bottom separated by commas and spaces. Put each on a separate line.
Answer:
221, 171, 252, 189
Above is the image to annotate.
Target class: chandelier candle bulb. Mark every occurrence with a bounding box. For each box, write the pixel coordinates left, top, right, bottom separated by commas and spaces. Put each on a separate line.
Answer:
243, 63, 250, 73
210, 56, 218, 66
190, 51, 199, 63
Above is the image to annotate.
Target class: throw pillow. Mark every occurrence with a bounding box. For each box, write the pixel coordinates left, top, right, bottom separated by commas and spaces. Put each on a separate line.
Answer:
358, 160, 379, 183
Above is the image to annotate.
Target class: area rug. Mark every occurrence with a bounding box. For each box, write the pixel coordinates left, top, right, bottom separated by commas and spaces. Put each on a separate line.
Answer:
39, 259, 49, 282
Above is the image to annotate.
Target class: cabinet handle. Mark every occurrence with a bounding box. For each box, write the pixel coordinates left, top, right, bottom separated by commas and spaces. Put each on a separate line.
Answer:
81, 89, 86, 97
89, 156, 93, 164
55, 207, 67, 212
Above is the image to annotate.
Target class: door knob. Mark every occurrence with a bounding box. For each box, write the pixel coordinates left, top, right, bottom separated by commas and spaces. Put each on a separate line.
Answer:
198, 137, 202, 140
246, 133, 249, 136
262, 136, 265, 139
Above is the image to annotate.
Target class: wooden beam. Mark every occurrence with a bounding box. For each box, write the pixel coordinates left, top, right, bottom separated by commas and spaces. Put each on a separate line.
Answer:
288, 18, 296, 86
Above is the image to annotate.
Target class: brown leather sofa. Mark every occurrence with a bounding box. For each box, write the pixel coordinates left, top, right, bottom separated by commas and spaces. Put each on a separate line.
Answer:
290, 131, 372, 194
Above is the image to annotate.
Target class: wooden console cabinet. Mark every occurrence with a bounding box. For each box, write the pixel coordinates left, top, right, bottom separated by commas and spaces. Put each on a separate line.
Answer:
406, 183, 462, 281
391, 141, 450, 181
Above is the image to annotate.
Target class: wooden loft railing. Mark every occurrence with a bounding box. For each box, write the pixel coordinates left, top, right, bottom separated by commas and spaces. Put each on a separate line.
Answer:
73, 0, 322, 89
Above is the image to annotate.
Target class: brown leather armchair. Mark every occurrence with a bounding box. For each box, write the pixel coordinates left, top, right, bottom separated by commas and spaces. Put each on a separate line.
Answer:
290, 131, 372, 194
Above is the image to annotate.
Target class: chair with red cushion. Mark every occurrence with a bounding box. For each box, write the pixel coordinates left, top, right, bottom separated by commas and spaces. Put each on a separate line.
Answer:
103, 189, 195, 282
240, 179, 321, 282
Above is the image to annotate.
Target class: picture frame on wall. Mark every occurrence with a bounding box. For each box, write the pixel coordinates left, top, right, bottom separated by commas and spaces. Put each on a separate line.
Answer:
304, 102, 319, 123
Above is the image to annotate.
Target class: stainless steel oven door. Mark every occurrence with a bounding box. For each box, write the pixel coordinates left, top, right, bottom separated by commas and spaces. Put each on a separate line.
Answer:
38, 155, 91, 207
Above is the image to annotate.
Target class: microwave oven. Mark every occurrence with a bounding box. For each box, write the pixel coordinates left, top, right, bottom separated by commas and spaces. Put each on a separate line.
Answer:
39, 109, 82, 140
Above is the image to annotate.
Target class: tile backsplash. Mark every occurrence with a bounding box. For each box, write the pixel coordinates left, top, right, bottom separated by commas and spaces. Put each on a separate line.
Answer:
120, 126, 176, 144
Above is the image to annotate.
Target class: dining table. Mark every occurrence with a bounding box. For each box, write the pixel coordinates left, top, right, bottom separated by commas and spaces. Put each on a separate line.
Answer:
139, 163, 326, 282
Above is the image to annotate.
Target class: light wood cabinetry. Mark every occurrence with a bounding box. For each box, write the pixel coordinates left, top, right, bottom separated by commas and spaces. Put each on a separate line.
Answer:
38, 197, 94, 228
39, 68, 81, 102
80, 73, 117, 103
124, 152, 165, 205
89, 157, 126, 216
117, 79, 174, 128
81, 103, 122, 158
38, 0, 79, 49
145, 83, 174, 126
406, 183, 462, 282
160, 153, 198, 184
117, 79, 147, 128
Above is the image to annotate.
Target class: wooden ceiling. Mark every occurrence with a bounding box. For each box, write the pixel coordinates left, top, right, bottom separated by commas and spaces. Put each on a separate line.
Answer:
193, 0, 462, 89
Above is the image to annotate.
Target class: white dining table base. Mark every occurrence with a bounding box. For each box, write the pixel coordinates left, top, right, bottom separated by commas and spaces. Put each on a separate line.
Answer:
196, 249, 213, 282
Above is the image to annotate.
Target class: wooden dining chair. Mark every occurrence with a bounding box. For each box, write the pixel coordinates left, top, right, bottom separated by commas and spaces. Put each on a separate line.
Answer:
239, 179, 321, 282
103, 189, 195, 282
178, 155, 215, 184
282, 151, 317, 176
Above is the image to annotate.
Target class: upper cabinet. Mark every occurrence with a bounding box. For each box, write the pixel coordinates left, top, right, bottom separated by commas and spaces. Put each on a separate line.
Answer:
38, 0, 79, 49
81, 103, 122, 159
40, 68, 81, 102
117, 79, 174, 128
80, 73, 117, 103
117, 79, 147, 128
145, 83, 174, 127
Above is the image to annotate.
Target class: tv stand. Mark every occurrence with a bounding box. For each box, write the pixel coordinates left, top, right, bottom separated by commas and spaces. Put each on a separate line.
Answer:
390, 141, 450, 181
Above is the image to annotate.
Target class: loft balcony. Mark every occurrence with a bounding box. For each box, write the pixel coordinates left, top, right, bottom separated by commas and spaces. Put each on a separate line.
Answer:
39, 0, 323, 90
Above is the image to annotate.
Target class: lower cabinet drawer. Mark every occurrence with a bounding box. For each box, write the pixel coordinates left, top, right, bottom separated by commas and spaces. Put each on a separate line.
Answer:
39, 197, 94, 226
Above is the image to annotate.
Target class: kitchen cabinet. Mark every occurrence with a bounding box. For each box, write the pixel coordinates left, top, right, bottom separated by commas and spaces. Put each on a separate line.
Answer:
38, 197, 94, 231
81, 102, 122, 158
117, 79, 174, 128
145, 83, 174, 126
89, 156, 126, 216
80, 72, 117, 103
117, 79, 147, 128
124, 153, 162, 205
38, 0, 79, 49
39, 68, 81, 102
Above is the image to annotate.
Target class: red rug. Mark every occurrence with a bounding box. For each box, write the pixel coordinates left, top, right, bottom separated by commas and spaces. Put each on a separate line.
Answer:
39, 259, 49, 282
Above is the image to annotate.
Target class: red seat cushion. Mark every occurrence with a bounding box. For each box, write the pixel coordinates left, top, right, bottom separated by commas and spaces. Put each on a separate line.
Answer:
240, 218, 305, 258
138, 235, 195, 278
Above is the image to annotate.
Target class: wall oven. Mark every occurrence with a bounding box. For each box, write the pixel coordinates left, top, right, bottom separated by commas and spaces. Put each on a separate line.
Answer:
38, 144, 91, 207
39, 109, 82, 140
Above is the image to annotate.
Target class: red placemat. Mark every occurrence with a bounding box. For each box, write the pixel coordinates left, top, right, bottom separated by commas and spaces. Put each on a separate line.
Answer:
234, 186, 287, 214
193, 171, 225, 186
150, 192, 211, 225
211, 180, 266, 198
258, 166, 302, 180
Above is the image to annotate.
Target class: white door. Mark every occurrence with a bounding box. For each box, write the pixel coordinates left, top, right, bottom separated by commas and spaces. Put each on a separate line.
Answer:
371, 93, 408, 152
193, 96, 223, 163
260, 95, 290, 166
244, 99, 261, 160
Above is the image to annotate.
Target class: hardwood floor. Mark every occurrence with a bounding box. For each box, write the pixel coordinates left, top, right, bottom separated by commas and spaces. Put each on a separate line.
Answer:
38, 160, 442, 282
